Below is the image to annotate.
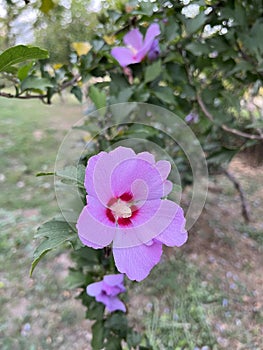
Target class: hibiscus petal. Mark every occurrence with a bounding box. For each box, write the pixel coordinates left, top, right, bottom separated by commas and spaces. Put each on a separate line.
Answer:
137, 151, 155, 164
103, 273, 124, 287
92, 146, 136, 205
144, 23, 161, 44
113, 241, 163, 281
105, 296, 126, 313
102, 283, 124, 296
123, 28, 143, 51
77, 205, 116, 248
155, 204, 188, 247
111, 158, 164, 200
111, 47, 138, 67
113, 199, 185, 248
84, 152, 106, 197
156, 160, 171, 181
148, 39, 160, 61
163, 180, 173, 196
86, 281, 104, 296
136, 23, 160, 61
86, 196, 115, 227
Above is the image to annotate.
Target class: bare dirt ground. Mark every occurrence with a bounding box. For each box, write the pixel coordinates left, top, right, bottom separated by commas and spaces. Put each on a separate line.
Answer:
183, 157, 263, 349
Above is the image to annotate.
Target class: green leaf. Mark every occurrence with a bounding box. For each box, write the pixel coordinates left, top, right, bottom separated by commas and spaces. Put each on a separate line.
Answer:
71, 85, 83, 102
110, 73, 129, 95
183, 12, 207, 35
152, 86, 175, 104
17, 62, 33, 82
66, 269, 86, 289
133, 85, 150, 102
0, 45, 49, 72
185, 42, 210, 56
30, 219, 77, 276
1, 66, 17, 74
21, 76, 53, 92
127, 332, 142, 348
110, 87, 133, 104
104, 313, 128, 337
207, 148, 238, 165
89, 85, 106, 109
139, 1, 154, 16
86, 301, 105, 320
92, 320, 105, 350
145, 60, 162, 83
105, 336, 122, 350
40, 0, 55, 14
164, 22, 180, 42
56, 165, 85, 189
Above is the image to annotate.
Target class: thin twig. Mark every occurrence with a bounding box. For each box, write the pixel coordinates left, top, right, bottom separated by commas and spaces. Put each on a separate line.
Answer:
182, 51, 263, 141
0, 91, 47, 100
0, 74, 81, 103
222, 168, 250, 223
196, 93, 263, 140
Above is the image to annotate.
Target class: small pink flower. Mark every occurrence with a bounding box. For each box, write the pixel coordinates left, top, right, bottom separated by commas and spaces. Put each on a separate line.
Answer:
87, 274, 126, 312
77, 147, 188, 282
111, 24, 161, 67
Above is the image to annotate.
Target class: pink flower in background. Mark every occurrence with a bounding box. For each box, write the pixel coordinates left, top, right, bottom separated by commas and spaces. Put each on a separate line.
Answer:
87, 274, 126, 312
111, 23, 161, 67
77, 147, 188, 282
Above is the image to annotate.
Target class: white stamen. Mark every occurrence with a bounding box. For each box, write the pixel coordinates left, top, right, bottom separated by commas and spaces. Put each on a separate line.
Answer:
110, 200, 132, 218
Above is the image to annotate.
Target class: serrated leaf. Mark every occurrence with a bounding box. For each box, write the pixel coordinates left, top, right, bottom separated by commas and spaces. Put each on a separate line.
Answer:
0, 45, 49, 72
145, 60, 162, 83
89, 85, 106, 110
30, 219, 77, 276
56, 165, 85, 189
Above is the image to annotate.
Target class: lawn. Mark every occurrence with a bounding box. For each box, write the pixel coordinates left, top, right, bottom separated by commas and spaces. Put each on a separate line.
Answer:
0, 96, 262, 350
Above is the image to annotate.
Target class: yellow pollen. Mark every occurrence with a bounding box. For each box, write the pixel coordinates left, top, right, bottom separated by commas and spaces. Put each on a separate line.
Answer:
110, 200, 132, 218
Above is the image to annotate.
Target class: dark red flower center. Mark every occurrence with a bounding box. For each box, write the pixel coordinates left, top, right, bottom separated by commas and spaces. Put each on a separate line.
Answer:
106, 192, 138, 227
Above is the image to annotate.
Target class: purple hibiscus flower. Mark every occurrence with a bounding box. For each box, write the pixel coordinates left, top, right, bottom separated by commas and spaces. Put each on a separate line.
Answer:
77, 147, 188, 282
111, 23, 161, 67
87, 274, 126, 313
185, 111, 199, 124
